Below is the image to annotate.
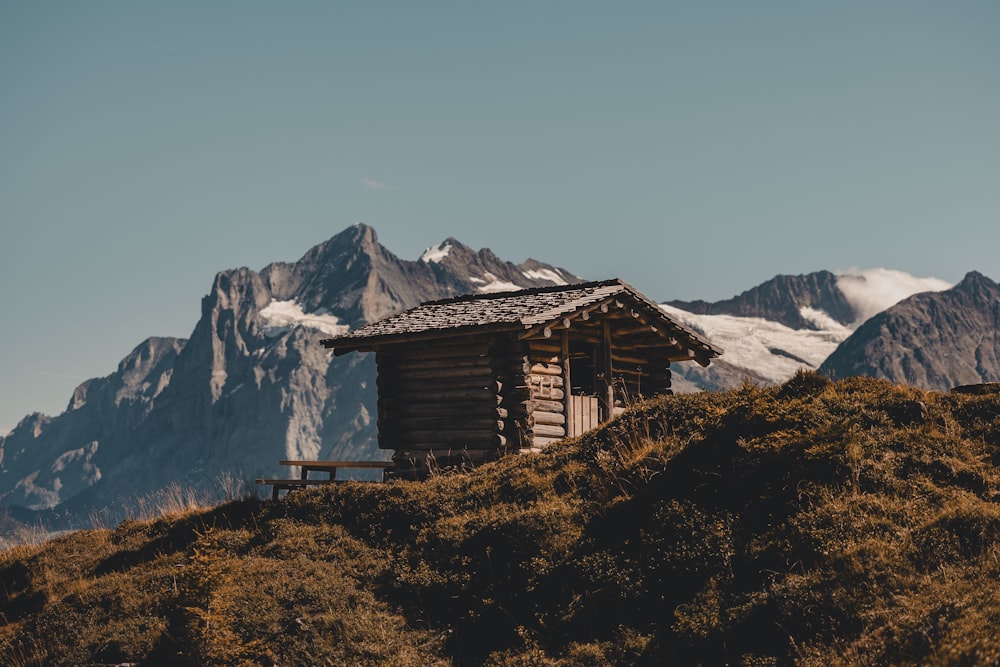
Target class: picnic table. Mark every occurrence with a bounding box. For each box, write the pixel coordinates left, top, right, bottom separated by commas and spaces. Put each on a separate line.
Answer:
255, 460, 394, 500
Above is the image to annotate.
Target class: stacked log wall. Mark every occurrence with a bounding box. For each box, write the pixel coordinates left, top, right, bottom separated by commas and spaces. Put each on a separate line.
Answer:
491, 335, 534, 453
525, 341, 567, 450
372, 321, 681, 477
376, 335, 507, 479
610, 350, 673, 407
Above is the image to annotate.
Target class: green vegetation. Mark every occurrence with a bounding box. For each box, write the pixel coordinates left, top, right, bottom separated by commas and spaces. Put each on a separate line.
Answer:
3, 373, 1000, 665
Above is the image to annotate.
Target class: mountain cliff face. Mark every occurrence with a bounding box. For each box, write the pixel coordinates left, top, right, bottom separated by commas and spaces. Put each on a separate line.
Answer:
0, 224, 577, 519
667, 270, 858, 330
0, 337, 184, 510
820, 272, 1000, 389
664, 268, 957, 391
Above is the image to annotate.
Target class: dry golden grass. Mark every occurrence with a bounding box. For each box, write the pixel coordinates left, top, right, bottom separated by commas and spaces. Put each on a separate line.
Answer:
3, 372, 1000, 665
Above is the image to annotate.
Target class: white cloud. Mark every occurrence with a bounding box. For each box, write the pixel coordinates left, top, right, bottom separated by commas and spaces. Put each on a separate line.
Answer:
835, 268, 953, 325
360, 178, 390, 191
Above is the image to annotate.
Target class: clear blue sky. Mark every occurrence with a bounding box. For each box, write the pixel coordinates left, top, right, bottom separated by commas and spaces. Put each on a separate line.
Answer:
2, 1, 998, 433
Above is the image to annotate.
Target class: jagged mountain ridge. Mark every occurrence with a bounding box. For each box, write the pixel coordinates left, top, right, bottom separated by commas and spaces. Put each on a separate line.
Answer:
0, 224, 578, 518
820, 271, 1000, 388
663, 268, 960, 391
667, 270, 858, 330
0, 222, 989, 525
0, 337, 185, 510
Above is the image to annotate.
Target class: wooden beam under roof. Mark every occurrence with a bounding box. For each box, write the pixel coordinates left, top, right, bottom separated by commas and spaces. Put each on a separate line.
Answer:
519, 297, 619, 341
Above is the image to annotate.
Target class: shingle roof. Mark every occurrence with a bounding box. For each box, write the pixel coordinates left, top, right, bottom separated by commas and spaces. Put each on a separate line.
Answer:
322, 278, 722, 357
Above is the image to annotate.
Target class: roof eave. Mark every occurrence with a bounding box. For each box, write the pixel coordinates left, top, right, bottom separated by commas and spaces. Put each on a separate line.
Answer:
518, 290, 724, 360
323, 323, 524, 355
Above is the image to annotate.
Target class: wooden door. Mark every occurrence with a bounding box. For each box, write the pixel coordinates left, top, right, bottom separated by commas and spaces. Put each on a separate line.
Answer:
570, 395, 599, 436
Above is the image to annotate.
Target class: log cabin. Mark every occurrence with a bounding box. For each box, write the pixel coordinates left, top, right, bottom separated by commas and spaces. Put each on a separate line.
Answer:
321, 278, 722, 479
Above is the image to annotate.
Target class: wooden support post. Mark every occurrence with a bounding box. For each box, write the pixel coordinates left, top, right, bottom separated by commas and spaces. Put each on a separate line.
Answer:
602, 320, 614, 422
562, 329, 573, 437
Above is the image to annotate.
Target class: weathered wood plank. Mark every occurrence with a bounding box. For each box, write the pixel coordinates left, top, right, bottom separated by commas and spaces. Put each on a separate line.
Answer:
379, 343, 490, 361
378, 403, 506, 418
527, 399, 564, 413
391, 366, 496, 381
528, 385, 565, 401
389, 428, 504, 442
386, 433, 508, 449
385, 357, 500, 371
377, 387, 500, 402
533, 410, 566, 426
385, 380, 504, 395
382, 416, 505, 432
610, 352, 653, 366
602, 321, 614, 419
529, 374, 564, 388
562, 329, 574, 437
571, 395, 600, 434
533, 423, 566, 438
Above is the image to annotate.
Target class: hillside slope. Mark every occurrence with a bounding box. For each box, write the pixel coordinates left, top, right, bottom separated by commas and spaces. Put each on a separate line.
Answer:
3, 375, 999, 666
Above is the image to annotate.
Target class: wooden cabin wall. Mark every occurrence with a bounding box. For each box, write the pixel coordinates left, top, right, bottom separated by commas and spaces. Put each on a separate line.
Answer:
373, 322, 680, 477
525, 340, 567, 450
519, 335, 674, 449
609, 347, 672, 408
376, 334, 508, 479
489, 335, 532, 453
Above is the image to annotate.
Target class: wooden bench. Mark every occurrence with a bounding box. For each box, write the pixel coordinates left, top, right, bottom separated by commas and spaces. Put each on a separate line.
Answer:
256, 460, 394, 500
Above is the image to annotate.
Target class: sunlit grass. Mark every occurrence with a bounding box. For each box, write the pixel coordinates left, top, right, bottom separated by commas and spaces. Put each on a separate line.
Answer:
3, 373, 1000, 665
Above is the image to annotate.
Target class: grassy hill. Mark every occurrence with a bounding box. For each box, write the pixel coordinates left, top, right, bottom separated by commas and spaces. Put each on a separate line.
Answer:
3, 373, 1000, 666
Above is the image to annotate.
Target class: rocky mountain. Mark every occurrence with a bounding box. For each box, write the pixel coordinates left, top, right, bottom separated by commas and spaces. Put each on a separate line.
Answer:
0, 337, 185, 510
820, 271, 1000, 389
663, 268, 954, 391
0, 224, 577, 522
667, 270, 858, 330
0, 221, 985, 527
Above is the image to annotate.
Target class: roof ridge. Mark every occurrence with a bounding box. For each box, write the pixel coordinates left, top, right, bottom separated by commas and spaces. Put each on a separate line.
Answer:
422, 278, 625, 306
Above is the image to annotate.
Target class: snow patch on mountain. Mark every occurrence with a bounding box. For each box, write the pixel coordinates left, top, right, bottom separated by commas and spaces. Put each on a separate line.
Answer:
836, 269, 952, 325
660, 304, 852, 383
258, 300, 349, 337
477, 272, 522, 293
420, 242, 452, 263
522, 268, 568, 285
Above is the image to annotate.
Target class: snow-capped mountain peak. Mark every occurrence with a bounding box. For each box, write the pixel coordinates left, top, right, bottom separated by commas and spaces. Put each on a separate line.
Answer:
663, 268, 954, 390
420, 242, 452, 263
